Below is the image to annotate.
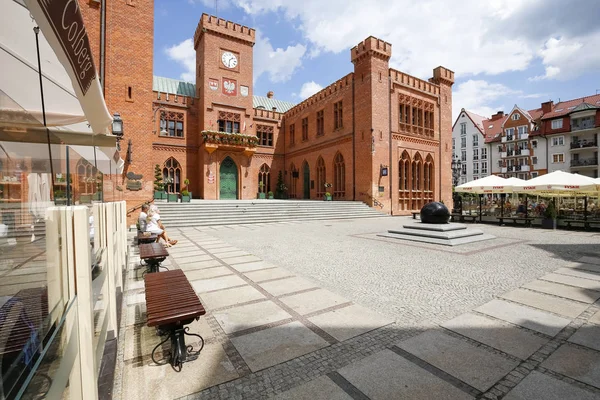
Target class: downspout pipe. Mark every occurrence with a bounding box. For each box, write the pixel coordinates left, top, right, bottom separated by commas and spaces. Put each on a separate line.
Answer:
100, 0, 106, 91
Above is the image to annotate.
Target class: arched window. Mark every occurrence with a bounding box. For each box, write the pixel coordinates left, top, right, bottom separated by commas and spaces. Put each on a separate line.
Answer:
76, 159, 96, 200
258, 163, 271, 193
333, 152, 345, 198
412, 153, 423, 209
316, 157, 326, 197
398, 151, 410, 211
289, 163, 298, 199
163, 157, 181, 193
425, 155, 434, 203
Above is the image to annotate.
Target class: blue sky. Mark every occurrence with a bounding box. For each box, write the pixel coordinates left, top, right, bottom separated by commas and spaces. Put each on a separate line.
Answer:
154, 0, 600, 121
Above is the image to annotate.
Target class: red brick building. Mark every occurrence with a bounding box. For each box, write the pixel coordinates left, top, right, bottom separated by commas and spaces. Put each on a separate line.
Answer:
80, 4, 454, 215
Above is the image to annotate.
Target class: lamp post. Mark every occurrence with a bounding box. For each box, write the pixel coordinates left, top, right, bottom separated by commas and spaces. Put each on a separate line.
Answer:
451, 155, 462, 213
112, 112, 123, 151
153, 105, 169, 136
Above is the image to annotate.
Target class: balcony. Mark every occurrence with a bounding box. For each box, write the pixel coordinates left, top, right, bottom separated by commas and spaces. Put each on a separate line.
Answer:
501, 167, 507, 173
571, 120, 596, 132
505, 149, 529, 157
502, 135, 513, 143
518, 133, 529, 141
201, 130, 259, 155
570, 140, 598, 151
500, 152, 507, 158
570, 158, 598, 168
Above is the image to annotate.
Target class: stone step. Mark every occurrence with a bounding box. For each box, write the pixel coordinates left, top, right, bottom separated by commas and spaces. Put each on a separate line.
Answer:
163, 214, 385, 227
160, 210, 382, 220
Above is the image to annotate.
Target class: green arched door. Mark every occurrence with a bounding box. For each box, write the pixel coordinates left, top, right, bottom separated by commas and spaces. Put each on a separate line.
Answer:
220, 157, 238, 199
303, 162, 310, 199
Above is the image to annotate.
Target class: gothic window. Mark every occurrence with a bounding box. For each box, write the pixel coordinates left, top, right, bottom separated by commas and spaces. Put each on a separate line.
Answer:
162, 157, 181, 193
289, 163, 298, 199
333, 152, 345, 198
258, 164, 271, 193
424, 155, 434, 203
334, 101, 343, 129
412, 153, 423, 210
256, 124, 274, 147
316, 156, 326, 197
316, 110, 324, 136
76, 159, 97, 199
217, 111, 241, 133
289, 123, 295, 146
302, 118, 308, 141
398, 151, 410, 211
160, 111, 184, 137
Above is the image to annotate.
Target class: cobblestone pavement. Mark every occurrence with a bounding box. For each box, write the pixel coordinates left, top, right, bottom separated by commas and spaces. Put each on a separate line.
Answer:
115, 217, 600, 399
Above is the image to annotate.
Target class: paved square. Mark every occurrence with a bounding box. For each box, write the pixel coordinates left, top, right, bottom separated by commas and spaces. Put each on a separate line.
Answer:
199, 285, 266, 310
259, 276, 318, 297
308, 304, 394, 341
542, 343, 600, 389
503, 371, 600, 400
212, 301, 292, 334
279, 288, 350, 315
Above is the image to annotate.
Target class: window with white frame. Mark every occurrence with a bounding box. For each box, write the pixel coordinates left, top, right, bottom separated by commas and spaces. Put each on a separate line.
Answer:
497, 145, 503, 152
518, 126, 528, 136
473, 175, 478, 180
552, 153, 564, 163
461, 137, 467, 148
532, 156, 538, 165
512, 113, 520, 120
460, 123, 466, 136
473, 148, 479, 160
551, 119, 563, 129
505, 128, 514, 139
481, 147, 487, 159
452, 138, 455, 150
473, 162, 479, 173
461, 150, 466, 162
551, 136, 564, 146
473, 134, 479, 146
531, 140, 537, 148
531, 172, 538, 178
461, 164, 467, 175
481, 162, 488, 173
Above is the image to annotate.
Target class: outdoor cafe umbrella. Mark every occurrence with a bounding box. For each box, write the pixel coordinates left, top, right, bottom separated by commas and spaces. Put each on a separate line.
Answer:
455, 175, 512, 221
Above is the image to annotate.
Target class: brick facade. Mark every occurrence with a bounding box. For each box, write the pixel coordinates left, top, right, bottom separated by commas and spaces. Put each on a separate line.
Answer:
80, 7, 453, 215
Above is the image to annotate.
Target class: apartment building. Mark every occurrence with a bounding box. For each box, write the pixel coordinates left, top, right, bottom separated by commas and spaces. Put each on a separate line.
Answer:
451, 109, 488, 184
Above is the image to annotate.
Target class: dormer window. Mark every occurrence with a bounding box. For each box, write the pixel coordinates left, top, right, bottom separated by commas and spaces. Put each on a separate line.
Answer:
512, 113, 520, 120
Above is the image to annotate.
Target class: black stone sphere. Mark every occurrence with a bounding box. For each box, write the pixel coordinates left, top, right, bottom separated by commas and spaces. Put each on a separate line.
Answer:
420, 202, 450, 224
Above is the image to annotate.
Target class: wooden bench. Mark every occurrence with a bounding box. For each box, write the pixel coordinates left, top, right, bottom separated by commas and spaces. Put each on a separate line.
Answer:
139, 242, 169, 274
412, 212, 420, 219
137, 232, 158, 245
450, 214, 478, 223
144, 270, 206, 371
563, 219, 586, 229
497, 217, 534, 227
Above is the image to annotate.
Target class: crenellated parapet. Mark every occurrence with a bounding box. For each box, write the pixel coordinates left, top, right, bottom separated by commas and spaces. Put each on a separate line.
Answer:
390, 69, 440, 96
284, 73, 353, 118
351, 36, 392, 64
254, 108, 284, 121
194, 13, 256, 48
431, 66, 455, 86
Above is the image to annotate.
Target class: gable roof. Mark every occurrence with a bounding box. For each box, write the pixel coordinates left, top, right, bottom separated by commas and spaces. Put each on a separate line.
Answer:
483, 115, 508, 144
253, 95, 295, 113
541, 94, 600, 120
452, 108, 485, 135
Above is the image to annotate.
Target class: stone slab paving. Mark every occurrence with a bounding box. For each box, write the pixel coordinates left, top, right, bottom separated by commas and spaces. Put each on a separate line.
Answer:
500, 288, 589, 318
554, 267, 600, 282
503, 371, 600, 400
522, 279, 600, 303
442, 312, 547, 359
396, 329, 519, 392
541, 343, 600, 389
541, 273, 600, 291
114, 221, 600, 400
589, 310, 600, 325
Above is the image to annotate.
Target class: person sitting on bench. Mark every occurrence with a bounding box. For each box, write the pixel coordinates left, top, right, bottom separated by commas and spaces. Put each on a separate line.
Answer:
138, 204, 149, 232
147, 205, 177, 247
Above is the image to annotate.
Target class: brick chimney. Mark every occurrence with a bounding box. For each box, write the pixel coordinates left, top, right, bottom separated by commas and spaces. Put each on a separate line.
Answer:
491, 111, 504, 121
267, 91, 274, 99
541, 100, 554, 113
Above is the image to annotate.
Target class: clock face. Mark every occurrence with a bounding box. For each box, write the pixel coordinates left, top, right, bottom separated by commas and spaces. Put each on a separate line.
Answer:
221, 51, 238, 69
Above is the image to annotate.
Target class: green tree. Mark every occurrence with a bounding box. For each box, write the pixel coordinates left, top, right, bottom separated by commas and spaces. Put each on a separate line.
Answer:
154, 164, 164, 192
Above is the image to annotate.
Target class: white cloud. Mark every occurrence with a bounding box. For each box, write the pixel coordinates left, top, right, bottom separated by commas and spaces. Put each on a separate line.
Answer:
189, 0, 231, 9
165, 39, 196, 82
529, 34, 600, 81
233, 0, 600, 81
298, 81, 323, 99
253, 31, 306, 83
453, 80, 519, 120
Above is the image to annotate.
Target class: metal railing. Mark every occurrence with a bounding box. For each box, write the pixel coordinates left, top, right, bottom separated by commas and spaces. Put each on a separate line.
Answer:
570, 140, 598, 149
570, 158, 598, 167
359, 192, 384, 208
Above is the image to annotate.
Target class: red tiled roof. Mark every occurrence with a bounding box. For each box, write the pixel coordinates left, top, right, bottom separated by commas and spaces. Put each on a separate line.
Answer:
540, 94, 600, 120
527, 108, 543, 121
483, 115, 508, 143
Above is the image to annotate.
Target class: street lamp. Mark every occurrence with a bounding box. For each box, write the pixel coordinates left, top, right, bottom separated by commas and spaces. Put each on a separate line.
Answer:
451, 155, 462, 213
112, 112, 123, 151
153, 105, 169, 136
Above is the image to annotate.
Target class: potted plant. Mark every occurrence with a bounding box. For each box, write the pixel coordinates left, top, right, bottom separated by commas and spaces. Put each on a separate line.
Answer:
257, 181, 266, 199
542, 200, 557, 229
183, 178, 192, 199
153, 164, 166, 200
268, 191, 274, 199
324, 192, 333, 201
275, 171, 287, 199
181, 189, 191, 203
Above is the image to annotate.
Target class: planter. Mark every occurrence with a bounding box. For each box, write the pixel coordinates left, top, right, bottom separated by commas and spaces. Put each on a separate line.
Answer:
181, 195, 191, 203
268, 194, 274, 199
323, 194, 333, 201
154, 191, 166, 200
188, 192, 193, 200
257, 192, 266, 199
167, 193, 179, 203
92, 192, 102, 201
542, 218, 557, 229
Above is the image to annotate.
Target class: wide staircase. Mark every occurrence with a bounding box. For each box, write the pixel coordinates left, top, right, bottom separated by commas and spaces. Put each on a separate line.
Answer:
158, 200, 386, 227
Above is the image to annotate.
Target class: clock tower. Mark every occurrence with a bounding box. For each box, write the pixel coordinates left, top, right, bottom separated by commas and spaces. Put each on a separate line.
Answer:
193, 14, 256, 199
